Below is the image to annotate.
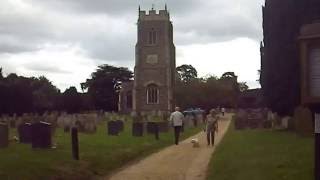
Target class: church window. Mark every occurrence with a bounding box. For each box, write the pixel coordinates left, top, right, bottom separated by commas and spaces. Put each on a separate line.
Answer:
147, 84, 159, 104
148, 29, 157, 45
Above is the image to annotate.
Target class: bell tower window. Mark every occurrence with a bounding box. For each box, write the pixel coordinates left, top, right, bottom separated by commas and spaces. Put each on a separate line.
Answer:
148, 29, 157, 45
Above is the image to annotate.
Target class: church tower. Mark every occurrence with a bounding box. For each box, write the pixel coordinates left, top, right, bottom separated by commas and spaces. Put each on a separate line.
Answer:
133, 6, 176, 113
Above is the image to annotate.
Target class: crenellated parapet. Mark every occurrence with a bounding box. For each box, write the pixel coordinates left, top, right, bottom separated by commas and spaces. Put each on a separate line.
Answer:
138, 7, 170, 21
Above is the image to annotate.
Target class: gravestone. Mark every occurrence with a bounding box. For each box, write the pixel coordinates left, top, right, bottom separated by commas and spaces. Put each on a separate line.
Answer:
147, 122, 157, 134
115, 120, 124, 132
18, 123, 32, 143
132, 122, 143, 137
107, 121, 119, 135
235, 109, 248, 130
31, 122, 52, 149
0, 123, 9, 148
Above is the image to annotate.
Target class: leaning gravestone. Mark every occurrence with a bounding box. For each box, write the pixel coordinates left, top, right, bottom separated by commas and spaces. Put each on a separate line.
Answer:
132, 122, 143, 137
18, 123, 32, 143
107, 121, 119, 136
0, 122, 9, 148
31, 122, 52, 149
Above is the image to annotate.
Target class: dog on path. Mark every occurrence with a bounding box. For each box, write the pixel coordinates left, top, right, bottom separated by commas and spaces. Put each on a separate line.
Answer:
191, 138, 200, 148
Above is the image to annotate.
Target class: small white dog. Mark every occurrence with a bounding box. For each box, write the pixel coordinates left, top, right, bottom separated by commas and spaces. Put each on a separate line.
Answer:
191, 138, 200, 148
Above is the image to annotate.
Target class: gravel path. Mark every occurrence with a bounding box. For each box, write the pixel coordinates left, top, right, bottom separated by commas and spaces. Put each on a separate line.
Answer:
106, 114, 232, 180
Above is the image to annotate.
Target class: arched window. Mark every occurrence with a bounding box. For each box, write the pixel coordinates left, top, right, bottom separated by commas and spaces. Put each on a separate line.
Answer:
147, 84, 159, 104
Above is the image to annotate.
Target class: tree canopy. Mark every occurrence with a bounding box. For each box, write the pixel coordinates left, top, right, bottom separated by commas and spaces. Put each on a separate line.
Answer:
81, 64, 133, 111
175, 65, 244, 110
176, 64, 198, 83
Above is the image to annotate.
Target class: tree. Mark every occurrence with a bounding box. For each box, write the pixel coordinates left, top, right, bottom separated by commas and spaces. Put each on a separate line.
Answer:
238, 82, 249, 92
176, 64, 198, 83
62, 86, 82, 113
0, 68, 3, 80
220, 72, 237, 80
31, 76, 60, 113
81, 64, 133, 111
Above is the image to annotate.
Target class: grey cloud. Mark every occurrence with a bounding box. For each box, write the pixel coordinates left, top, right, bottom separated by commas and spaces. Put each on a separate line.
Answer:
80, 33, 136, 61
0, 0, 264, 64
173, 0, 264, 44
23, 63, 71, 74
0, 41, 39, 53
0, 9, 58, 53
25, 0, 200, 16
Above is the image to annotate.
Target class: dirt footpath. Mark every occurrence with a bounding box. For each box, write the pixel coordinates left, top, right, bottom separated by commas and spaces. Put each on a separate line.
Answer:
106, 114, 232, 180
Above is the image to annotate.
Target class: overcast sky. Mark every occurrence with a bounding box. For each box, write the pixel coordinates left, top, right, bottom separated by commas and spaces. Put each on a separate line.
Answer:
0, 0, 264, 91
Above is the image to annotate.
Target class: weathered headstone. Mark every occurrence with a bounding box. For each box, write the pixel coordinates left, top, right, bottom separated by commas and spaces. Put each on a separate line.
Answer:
235, 109, 247, 130
147, 122, 157, 134
132, 122, 143, 137
293, 106, 313, 135
31, 122, 52, 149
0, 123, 9, 148
115, 120, 124, 132
18, 123, 32, 143
107, 121, 119, 135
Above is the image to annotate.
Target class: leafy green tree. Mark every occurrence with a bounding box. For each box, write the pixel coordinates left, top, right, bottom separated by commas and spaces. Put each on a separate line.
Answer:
0, 68, 3, 80
220, 72, 237, 80
2, 73, 34, 115
81, 64, 133, 111
62, 86, 82, 113
238, 82, 249, 92
176, 64, 198, 83
31, 76, 60, 113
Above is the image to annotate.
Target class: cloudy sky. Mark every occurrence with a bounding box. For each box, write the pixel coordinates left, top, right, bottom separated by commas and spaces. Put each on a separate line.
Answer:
0, 0, 264, 91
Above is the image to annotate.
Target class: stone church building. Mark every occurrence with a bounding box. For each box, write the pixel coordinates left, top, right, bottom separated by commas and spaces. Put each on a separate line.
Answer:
119, 6, 176, 114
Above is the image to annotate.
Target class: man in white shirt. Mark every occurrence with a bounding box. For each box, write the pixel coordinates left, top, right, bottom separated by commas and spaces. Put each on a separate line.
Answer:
221, 107, 225, 116
170, 107, 184, 145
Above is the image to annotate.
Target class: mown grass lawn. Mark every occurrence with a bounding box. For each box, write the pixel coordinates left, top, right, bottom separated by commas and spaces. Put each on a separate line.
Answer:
0, 121, 202, 180
207, 120, 313, 180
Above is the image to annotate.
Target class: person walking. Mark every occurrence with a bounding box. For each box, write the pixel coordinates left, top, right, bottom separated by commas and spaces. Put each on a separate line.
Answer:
205, 109, 219, 146
170, 107, 184, 145
221, 107, 225, 116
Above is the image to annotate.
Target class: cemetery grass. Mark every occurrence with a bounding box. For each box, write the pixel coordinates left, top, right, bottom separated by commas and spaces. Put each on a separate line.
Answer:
207, 119, 313, 180
0, 122, 202, 180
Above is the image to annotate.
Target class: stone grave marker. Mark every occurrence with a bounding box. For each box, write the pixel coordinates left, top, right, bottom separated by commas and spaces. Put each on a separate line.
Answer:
108, 121, 119, 135
18, 123, 32, 143
235, 109, 248, 130
132, 122, 143, 137
0, 122, 9, 148
115, 120, 124, 132
147, 122, 157, 134
31, 122, 52, 149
